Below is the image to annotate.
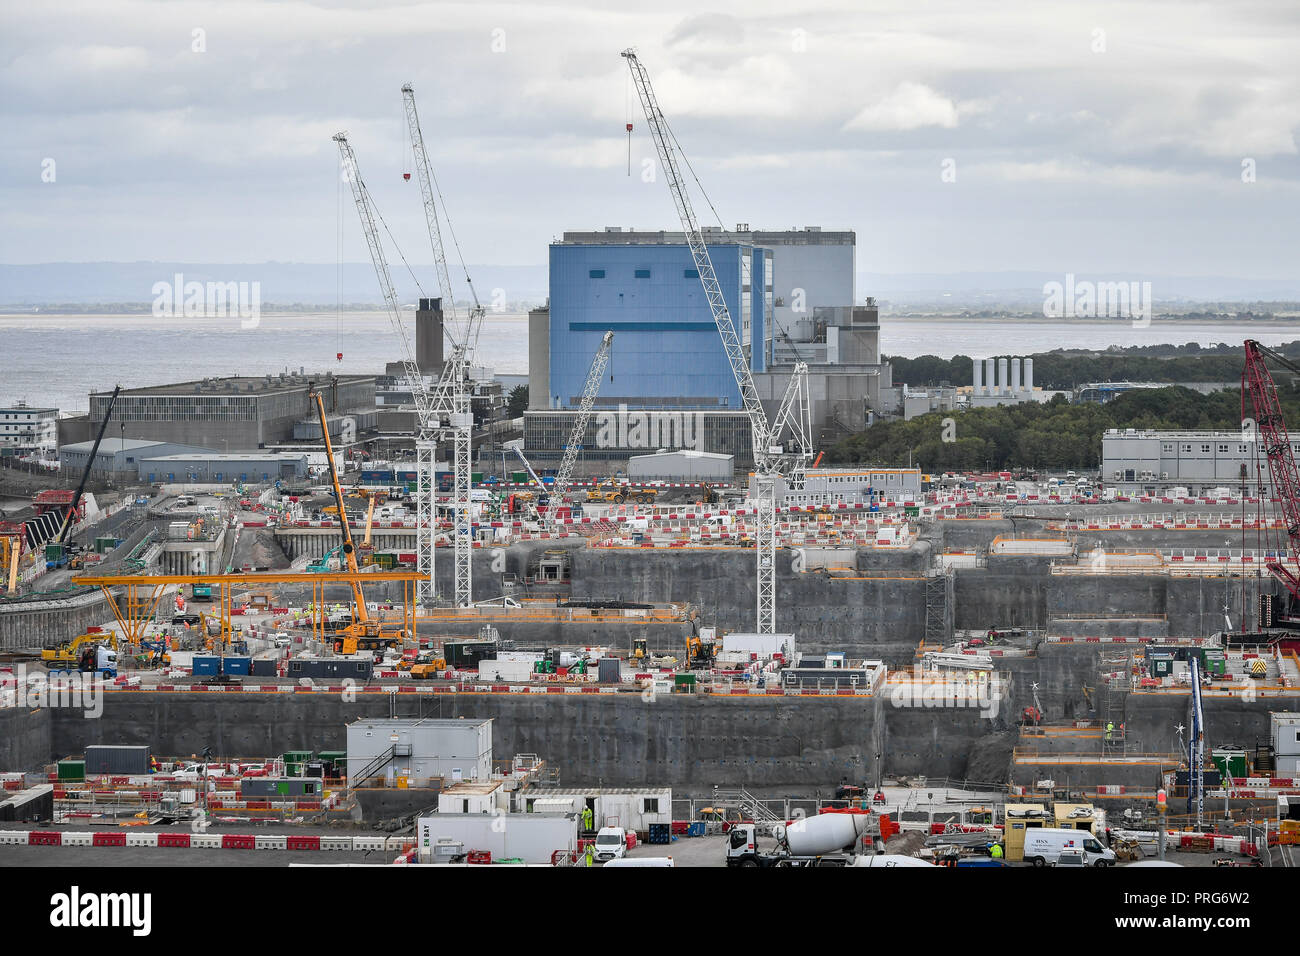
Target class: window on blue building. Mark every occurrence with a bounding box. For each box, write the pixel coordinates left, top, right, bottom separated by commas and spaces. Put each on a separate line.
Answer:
589, 269, 605, 279
635, 269, 651, 278
684, 269, 699, 279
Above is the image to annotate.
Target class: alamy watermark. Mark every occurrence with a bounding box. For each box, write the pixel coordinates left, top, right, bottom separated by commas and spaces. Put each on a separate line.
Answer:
152, 272, 261, 328
888, 664, 1008, 719
2, 664, 103, 718
1043, 273, 1152, 328
594, 404, 703, 450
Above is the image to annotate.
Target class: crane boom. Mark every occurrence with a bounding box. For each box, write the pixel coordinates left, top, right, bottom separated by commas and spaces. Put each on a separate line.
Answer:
1188, 654, 1206, 825
56, 384, 121, 545
549, 330, 614, 520
622, 49, 810, 633
333, 132, 441, 606
1242, 339, 1300, 598
310, 389, 369, 620
621, 50, 771, 452
401, 83, 461, 343
332, 133, 434, 431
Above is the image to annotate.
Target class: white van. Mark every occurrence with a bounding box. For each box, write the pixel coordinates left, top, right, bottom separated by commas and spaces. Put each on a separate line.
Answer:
1022, 828, 1115, 867
594, 826, 628, 862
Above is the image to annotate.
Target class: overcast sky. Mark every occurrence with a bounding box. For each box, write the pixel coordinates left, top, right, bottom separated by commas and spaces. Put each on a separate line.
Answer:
3, 0, 1298, 281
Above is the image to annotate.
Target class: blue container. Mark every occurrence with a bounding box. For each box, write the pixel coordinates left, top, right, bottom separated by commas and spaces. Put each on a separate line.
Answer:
687, 821, 706, 838
223, 656, 251, 675
192, 656, 219, 676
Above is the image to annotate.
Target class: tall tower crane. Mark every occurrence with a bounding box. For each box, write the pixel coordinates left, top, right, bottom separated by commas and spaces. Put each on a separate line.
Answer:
622, 49, 811, 634
332, 132, 441, 606
402, 83, 481, 608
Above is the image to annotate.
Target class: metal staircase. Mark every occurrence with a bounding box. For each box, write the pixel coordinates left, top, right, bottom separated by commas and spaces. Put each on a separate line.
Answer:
710, 787, 781, 822
348, 745, 396, 789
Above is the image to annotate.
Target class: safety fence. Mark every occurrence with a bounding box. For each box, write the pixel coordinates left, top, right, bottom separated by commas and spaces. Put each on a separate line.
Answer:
1051, 513, 1285, 531
0, 830, 409, 853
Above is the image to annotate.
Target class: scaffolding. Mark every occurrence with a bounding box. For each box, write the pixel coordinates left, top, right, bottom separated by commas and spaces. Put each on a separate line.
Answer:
924, 571, 953, 644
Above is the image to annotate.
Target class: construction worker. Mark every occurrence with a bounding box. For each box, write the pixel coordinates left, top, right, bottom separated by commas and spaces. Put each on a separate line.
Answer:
1105, 721, 1114, 741
582, 805, 594, 834
990, 842, 1003, 860
583, 843, 594, 867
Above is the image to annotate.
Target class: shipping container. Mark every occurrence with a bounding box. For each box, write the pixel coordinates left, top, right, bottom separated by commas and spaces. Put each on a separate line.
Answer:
598, 658, 622, 684
241, 777, 324, 798
57, 759, 85, 782
285, 658, 373, 680
84, 745, 150, 775
192, 655, 219, 676
223, 656, 251, 675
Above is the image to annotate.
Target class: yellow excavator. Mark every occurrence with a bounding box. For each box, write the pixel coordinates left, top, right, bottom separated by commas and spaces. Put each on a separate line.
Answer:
685, 633, 716, 668
311, 388, 406, 655
42, 628, 119, 671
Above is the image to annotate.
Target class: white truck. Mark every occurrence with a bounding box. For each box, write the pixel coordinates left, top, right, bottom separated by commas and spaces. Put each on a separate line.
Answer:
594, 826, 628, 863
1022, 827, 1116, 867
726, 813, 871, 867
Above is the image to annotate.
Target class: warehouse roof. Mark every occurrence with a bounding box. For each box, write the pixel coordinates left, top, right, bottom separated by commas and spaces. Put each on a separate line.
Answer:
628, 450, 733, 462
90, 373, 374, 398
61, 438, 172, 454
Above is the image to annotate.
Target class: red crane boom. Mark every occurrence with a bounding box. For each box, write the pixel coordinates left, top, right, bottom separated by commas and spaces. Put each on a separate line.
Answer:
1241, 339, 1300, 598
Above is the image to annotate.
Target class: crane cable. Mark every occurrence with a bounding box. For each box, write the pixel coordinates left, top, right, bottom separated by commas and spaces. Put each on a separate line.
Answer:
336, 154, 344, 361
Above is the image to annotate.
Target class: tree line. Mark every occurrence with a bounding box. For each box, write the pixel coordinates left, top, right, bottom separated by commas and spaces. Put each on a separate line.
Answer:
825, 385, 1300, 472
885, 341, 1300, 391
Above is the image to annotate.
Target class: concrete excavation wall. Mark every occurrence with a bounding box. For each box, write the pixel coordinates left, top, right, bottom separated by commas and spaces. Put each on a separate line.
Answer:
0, 590, 120, 650
42, 691, 1026, 789
0, 705, 51, 771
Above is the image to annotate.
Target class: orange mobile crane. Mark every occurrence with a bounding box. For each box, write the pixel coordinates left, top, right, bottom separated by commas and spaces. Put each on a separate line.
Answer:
312, 388, 406, 655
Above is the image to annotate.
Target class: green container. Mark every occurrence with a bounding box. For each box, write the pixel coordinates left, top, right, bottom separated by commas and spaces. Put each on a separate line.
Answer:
1202, 649, 1227, 675
375, 552, 397, 570
674, 673, 697, 686
57, 759, 85, 781
94, 536, 118, 554
1212, 750, 1247, 779
283, 750, 313, 761
904, 506, 920, 517
471, 473, 484, 484
45, 542, 66, 561
317, 751, 346, 763
511, 471, 529, 483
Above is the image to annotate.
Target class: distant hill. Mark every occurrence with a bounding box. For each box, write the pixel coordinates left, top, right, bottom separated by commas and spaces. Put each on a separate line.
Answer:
859, 271, 1300, 309
0, 262, 549, 308
2, 262, 1298, 311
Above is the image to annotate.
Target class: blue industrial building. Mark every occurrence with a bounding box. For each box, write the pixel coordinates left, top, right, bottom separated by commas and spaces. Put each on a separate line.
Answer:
545, 239, 771, 410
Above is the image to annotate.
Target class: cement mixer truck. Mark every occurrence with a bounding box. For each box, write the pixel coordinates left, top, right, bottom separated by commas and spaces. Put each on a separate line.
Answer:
726, 812, 875, 867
